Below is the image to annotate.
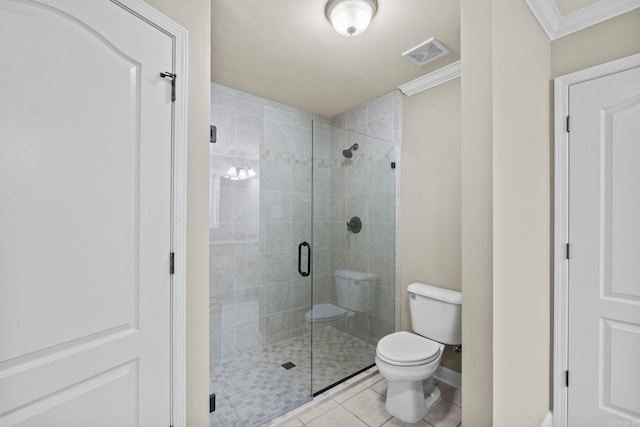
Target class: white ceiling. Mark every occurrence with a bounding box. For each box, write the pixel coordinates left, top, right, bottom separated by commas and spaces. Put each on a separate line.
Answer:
211, 0, 460, 117
210, 0, 600, 117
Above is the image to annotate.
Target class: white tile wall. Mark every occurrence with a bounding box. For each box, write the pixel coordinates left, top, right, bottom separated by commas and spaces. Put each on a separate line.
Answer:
210, 84, 402, 367
327, 91, 402, 344
210, 83, 321, 363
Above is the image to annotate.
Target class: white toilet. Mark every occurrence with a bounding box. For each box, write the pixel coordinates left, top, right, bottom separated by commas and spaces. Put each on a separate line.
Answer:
375, 282, 462, 423
305, 270, 377, 329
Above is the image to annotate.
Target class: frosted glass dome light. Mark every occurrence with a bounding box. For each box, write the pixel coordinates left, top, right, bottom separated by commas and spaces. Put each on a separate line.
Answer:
326, 0, 378, 37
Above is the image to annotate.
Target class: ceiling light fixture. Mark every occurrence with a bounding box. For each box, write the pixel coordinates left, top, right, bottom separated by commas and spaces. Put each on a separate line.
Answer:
325, 0, 378, 37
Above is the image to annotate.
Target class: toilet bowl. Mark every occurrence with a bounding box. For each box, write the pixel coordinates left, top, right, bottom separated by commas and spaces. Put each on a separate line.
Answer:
375, 331, 444, 422
306, 270, 377, 330
375, 283, 461, 423
304, 303, 351, 330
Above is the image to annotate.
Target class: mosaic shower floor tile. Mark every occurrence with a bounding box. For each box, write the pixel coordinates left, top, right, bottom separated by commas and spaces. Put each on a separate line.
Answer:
210, 326, 376, 427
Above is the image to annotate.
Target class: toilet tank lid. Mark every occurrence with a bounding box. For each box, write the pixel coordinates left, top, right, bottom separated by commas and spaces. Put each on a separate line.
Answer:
408, 282, 462, 304
334, 269, 377, 281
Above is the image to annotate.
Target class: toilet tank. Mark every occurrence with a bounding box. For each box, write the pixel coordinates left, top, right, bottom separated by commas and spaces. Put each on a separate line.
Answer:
408, 282, 462, 345
335, 269, 377, 312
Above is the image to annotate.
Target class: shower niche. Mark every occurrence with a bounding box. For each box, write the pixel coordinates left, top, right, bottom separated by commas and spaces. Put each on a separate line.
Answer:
209, 83, 398, 426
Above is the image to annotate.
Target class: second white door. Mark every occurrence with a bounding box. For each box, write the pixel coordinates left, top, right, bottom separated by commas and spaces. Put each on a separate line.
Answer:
568, 64, 640, 426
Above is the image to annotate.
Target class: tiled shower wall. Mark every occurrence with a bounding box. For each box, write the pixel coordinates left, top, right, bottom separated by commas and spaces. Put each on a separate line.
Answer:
209, 84, 333, 365
328, 91, 402, 345
209, 84, 401, 367
311, 120, 334, 306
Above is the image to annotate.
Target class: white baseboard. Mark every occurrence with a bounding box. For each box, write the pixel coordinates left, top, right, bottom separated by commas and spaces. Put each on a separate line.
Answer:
541, 411, 552, 427
434, 366, 462, 389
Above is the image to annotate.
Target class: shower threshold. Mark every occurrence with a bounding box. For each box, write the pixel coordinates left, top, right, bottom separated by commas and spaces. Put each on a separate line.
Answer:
313, 363, 376, 397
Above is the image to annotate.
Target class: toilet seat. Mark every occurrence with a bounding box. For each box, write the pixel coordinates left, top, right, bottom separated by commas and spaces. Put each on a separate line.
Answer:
305, 303, 350, 323
376, 331, 441, 366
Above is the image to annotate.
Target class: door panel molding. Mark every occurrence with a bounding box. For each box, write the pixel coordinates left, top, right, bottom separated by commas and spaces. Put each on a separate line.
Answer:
3, 360, 139, 426
554, 52, 640, 427
0, 326, 136, 380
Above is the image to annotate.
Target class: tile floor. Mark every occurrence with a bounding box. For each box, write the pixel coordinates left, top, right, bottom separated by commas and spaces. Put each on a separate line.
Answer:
269, 371, 462, 427
210, 326, 376, 427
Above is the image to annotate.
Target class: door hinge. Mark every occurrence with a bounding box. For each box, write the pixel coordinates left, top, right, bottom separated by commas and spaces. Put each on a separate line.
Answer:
170, 252, 175, 275
391, 161, 396, 169
566, 115, 570, 133
160, 71, 177, 102
565, 243, 570, 260
565, 370, 569, 387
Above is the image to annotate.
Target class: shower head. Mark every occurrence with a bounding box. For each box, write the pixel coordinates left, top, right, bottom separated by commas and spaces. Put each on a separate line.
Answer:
342, 143, 359, 158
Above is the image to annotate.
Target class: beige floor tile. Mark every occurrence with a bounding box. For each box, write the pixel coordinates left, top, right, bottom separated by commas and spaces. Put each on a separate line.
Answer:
270, 417, 303, 427
306, 405, 369, 427
437, 382, 461, 408
370, 378, 388, 396
363, 372, 384, 387
298, 399, 339, 424
342, 388, 393, 427
382, 417, 434, 427
423, 398, 461, 427
269, 372, 463, 427
335, 383, 368, 403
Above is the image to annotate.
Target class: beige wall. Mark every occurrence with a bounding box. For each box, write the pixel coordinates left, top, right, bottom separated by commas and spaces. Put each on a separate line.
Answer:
460, 0, 551, 425
400, 5, 640, 426
401, 79, 462, 373
136, 2, 639, 427
459, 3, 639, 427
460, 0, 494, 424
492, 0, 551, 425
551, 9, 640, 78
143, 1, 211, 426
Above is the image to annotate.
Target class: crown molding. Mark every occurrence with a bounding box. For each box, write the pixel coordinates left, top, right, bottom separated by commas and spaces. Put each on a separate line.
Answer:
524, 0, 561, 39
525, 0, 640, 40
398, 60, 461, 96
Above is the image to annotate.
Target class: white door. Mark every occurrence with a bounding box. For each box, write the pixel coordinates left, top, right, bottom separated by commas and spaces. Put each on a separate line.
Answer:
0, 1, 173, 425
568, 66, 640, 426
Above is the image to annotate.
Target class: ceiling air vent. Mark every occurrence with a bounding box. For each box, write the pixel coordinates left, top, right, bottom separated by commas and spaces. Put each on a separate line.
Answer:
402, 38, 449, 67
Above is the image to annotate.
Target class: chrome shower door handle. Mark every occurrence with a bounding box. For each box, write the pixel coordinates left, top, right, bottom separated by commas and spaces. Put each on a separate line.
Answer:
298, 241, 311, 277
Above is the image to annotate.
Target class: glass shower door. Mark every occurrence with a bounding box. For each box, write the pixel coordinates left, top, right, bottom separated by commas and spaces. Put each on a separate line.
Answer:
310, 124, 396, 394
209, 85, 314, 426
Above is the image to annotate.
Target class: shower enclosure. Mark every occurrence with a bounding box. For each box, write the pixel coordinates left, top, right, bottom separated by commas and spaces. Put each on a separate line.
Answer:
209, 84, 398, 426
